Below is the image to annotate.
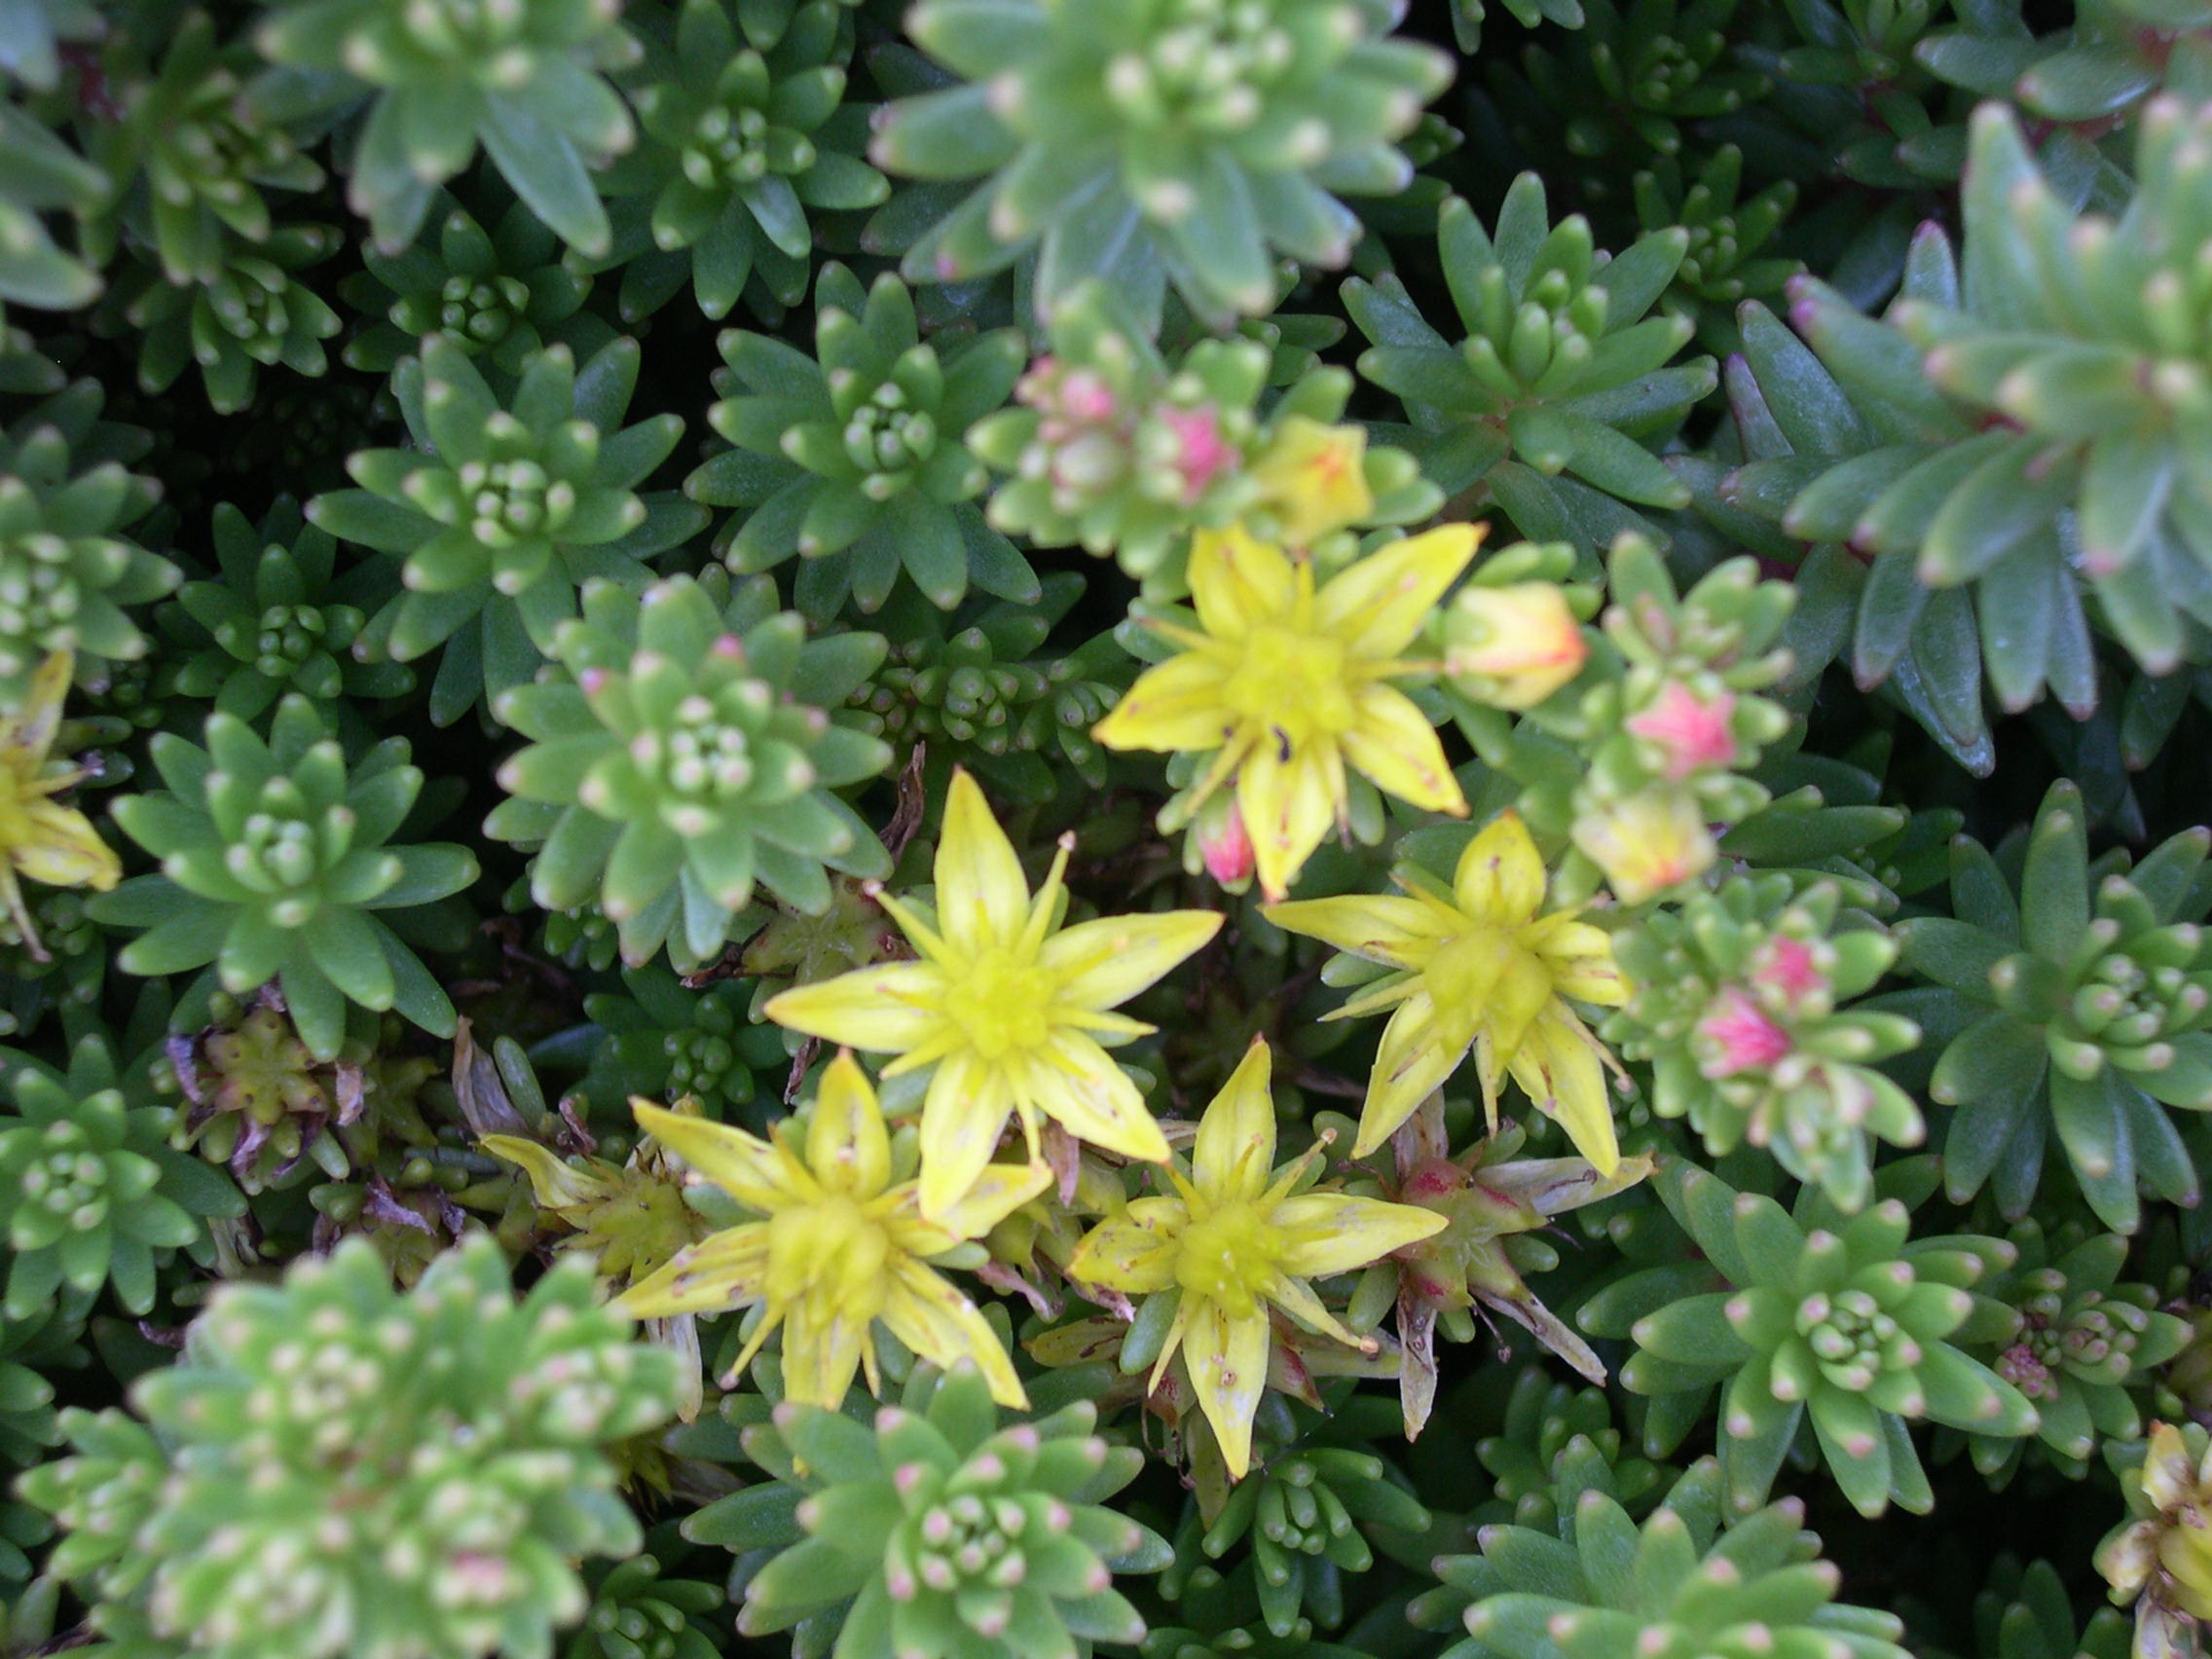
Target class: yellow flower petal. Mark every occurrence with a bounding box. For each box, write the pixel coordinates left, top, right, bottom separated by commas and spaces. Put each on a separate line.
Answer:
903, 1157, 1051, 1248
617, 1223, 771, 1317
1189, 524, 1297, 644
1539, 921, 1630, 1007
1039, 908, 1224, 1012
1263, 893, 1453, 971
1236, 738, 1339, 903
917, 1049, 1017, 1222
1191, 1038, 1278, 1201
1453, 810, 1545, 923
935, 768, 1032, 957
1023, 1031, 1171, 1164
479, 1135, 615, 1210
1356, 992, 1476, 1157
1341, 683, 1466, 816
1183, 1297, 1270, 1481
806, 1051, 891, 1198
1066, 1197, 1189, 1296
15, 801, 119, 890
12, 651, 71, 759
633, 1102, 807, 1211
1263, 1269, 1365, 1348
1505, 1009, 1621, 1175
1091, 652, 1238, 754
1272, 1193, 1448, 1277
880, 1256, 1028, 1408
762, 961, 945, 1051
1315, 523, 1481, 659
778, 1291, 867, 1411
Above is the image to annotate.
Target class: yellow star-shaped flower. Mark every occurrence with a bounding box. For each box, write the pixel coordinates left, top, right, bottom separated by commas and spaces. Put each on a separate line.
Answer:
1092, 523, 1480, 902
618, 1052, 1046, 1411
1264, 810, 1630, 1169
1065, 1038, 1445, 1479
0, 650, 118, 959
762, 768, 1223, 1220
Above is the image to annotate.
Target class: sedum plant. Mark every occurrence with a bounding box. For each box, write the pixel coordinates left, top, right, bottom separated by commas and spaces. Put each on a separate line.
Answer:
869, 0, 1455, 327
601, 0, 887, 322
314, 334, 702, 721
485, 571, 892, 971
1580, 1158, 2039, 1517
20, 1235, 682, 1659
686, 262, 1035, 617
92, 695, 478, 1059
1899, 779, 2212, 1232
734, 1363, 1168, 1658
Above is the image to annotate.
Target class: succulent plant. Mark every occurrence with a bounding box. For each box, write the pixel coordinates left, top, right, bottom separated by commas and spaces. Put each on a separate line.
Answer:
1580, 1158, 2039, 1517
732, 1362, 1170, 1659
166, 989, 351, 1189
1898, 778, 2212, 1232
313, 334, 702, 721
847, 576, 1124, 802
869, 0, 1454, 327
964, 282, 1436, 591
1606, 875, 1924, 1211
93, 694, 480, 1059
567, 1550, 721, 1659
572, 962, 786, 1121
1346, 181, 1715, 548
685, 262, 1037, 618
1633, 146, 1799, 333
337, 195, 604, 377
1950, 1222, 2188, 1479
106, 224, 345, 415
86, 11, 326, 288
1427, 1446, 1913, 1659
251, 0, 642, 256
0, 380, 170, 696
21, 1235, 682, 1659
0, 1030, 244, 1318
0, 97, 104, 319
159, 498, 414, 725
598, 0, 888, 322
485, 571, 891, 971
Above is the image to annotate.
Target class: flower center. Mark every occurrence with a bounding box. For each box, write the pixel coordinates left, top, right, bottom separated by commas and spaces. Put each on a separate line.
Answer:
1423, 925, 1530, 1014
1220, 623, 1353, 741
1176, 1198, 1282, 1319
766, 1192, 888, 1318
938, 948, 1052, 1060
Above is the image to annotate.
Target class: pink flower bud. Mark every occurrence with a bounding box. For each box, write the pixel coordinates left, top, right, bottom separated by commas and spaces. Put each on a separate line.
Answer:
1695, 987, 1792, 1077
1157, 404, 1237, 504
1625, 682, 1740, 780
1195, 792, 1254, 889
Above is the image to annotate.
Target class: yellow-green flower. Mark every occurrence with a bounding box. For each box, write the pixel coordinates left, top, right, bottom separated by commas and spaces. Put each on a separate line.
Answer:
618, 1051, 1047, 1411
763, 768, 1222, 1221
1093, 524, 1481, 902
481, 1123, 707, 1287
1570, 786, 1717, 903
1247, 417, 1374, 546
0, 650, 118, 958
1064, 1038, 1446, 1479
1264, 811, 1629, 1169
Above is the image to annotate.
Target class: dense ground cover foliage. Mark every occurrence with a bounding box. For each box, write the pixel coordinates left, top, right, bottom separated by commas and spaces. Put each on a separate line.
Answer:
2, 2, 2212, 1658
